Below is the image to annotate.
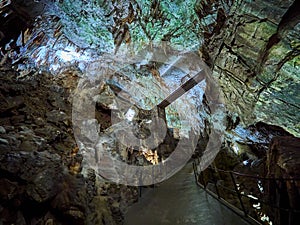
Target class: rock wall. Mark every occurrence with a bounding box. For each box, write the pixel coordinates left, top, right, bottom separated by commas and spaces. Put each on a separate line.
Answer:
195, 2, 300, 223
197, 0, 300, 136
266, 136, 300, 225
0, 66, 138, 225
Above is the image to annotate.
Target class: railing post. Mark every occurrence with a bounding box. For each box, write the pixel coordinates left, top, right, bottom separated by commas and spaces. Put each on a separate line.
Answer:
193, 161, 198, 184
202, 171, 207, 189
214, 179, 221, 199
209, 167, 221, 198
230, 172, 247, 217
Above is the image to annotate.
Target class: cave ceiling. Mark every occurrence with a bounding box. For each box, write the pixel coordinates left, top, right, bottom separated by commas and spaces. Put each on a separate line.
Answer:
1, 0, 299, 136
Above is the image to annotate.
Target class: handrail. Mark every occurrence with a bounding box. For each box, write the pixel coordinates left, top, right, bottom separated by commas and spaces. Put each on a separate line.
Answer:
193, 160, 300, 225
206, 165, 300, 181
0, 0, 11, 9
193, 161, 262, 225
230, 171, 247, 216
215, 181, 300, 213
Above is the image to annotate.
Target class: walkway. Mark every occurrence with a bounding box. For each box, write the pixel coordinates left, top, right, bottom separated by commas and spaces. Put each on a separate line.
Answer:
124, 163, 249, 225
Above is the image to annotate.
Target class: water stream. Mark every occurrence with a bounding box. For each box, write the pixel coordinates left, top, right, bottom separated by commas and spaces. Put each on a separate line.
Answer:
125, 163, 249, 225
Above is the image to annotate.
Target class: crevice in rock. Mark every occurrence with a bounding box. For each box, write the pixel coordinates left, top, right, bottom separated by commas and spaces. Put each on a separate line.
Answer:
258, 48, 300, 96
257, 0, 300, 74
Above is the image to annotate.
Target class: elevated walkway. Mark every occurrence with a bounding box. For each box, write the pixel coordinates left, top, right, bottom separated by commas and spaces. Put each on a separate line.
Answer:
125, 163, 250, 225
193, 159, 300, 225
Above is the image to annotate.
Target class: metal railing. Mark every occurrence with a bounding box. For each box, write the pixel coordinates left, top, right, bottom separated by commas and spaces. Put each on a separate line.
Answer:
193, 159, 300, 225
0, 0, 10, 9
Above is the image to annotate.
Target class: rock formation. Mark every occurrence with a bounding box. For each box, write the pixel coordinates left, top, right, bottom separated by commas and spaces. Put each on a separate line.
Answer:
0, 67, 138, 224
197, 0, 300, 136
266, 136, 300, 225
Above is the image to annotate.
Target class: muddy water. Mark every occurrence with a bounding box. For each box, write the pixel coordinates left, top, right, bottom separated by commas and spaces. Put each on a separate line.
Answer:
124, 163, 249, 225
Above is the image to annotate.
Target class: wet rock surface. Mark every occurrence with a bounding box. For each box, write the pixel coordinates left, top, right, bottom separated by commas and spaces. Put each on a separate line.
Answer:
0, 65, 138, 225
265, 136, 300, 225
196, 121, 299, 224
0, 1, 299, 224
193, 1, 300, 222
197, 0, 300, 136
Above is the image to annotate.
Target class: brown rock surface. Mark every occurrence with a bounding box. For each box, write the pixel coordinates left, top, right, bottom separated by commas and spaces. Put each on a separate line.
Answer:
196, 0, 300, 136
0, 65, 137, 225
266, 136, 300, 225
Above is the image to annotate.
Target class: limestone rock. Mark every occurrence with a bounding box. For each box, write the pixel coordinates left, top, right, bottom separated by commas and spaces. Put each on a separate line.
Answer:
266, 136, 300, 225
0, 126, 6, 134
197, 0, 300, 136
46, 110, 68, 125
0, 151, 64, 202
267, 136, 300, 177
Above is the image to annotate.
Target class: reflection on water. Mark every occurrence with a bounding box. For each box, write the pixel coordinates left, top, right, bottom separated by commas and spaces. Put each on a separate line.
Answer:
125, 164, 249, 225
